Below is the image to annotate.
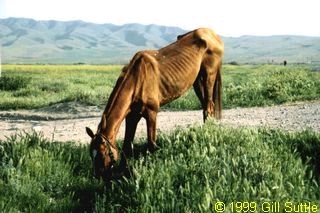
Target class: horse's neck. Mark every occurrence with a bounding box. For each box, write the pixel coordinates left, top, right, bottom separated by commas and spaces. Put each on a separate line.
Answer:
100, 77, 134, 141
99, 106, 129, 143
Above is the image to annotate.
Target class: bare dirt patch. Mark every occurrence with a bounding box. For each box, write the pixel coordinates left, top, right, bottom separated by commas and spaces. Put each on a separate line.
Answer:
0, 101, 319, 143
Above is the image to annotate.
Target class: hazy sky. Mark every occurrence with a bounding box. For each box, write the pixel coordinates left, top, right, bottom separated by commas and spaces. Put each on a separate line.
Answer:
0, 0, 319, 36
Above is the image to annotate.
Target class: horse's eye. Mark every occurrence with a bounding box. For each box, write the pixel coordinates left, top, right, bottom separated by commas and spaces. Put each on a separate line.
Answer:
95, 137, 104, 144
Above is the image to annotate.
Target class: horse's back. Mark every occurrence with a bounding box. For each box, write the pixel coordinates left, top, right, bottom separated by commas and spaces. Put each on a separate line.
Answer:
126, 28, 224, 107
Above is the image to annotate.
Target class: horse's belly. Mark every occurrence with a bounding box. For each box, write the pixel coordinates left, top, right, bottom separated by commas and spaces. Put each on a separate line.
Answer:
158, 70, 198, 106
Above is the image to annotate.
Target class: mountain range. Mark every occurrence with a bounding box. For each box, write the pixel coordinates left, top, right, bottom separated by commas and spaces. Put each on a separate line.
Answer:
1, 18, 319, 64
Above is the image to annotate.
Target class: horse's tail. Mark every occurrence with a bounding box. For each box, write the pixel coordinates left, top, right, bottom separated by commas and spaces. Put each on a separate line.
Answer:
213, 62, 222, 119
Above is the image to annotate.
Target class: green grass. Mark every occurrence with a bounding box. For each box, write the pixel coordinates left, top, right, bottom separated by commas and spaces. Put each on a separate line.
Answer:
0, 132, 103, 212
0, 65, 122, 109
166, 64, 320, 110
1, 122, 320, 212
1, 64, 320, 110
1, 64, 319, 212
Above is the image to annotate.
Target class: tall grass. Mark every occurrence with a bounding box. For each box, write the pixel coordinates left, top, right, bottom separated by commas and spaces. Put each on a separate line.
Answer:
0, 132, 104, 212
224, 66, 320, 107
1, 122, 319, 212
0, 64, 319, 110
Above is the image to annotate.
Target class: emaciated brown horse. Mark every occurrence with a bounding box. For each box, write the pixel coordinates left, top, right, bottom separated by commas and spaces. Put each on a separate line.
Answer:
86, 28, 224, 180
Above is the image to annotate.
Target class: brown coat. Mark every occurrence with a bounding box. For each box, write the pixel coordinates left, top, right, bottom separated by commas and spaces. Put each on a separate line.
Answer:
86, 28, 224, 179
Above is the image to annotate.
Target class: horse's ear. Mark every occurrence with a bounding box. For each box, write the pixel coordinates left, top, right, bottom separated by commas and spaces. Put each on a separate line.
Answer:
195, 38, 207, 48
86, 127, 95, 139
193, 30, 208, 49
177, 31, 192, 40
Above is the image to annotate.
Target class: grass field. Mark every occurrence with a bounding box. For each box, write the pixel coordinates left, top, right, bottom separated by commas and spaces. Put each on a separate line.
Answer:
0, 122, 319, 212
0, 65, 122, 110
1, 64, 320, 212
1, 64, 320, 110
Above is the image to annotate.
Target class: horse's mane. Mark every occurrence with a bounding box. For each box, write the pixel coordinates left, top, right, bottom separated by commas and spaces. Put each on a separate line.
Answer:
100, 54, 142, 127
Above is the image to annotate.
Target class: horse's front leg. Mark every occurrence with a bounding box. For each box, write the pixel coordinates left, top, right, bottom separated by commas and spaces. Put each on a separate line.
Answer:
123, 112, 141, 157
193, 76, 206, 123
120, 112, 141, 170
145, 109, 158, 152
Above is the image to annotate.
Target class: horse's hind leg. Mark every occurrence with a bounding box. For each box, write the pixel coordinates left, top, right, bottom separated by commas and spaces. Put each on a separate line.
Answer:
203, 68, 217, 121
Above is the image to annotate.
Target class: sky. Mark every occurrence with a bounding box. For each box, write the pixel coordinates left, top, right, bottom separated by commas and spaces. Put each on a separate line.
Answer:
0, 0, 319, 37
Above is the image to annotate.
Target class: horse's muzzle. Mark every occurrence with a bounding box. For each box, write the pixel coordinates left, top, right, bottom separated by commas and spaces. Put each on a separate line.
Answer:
93, 168, 104, 179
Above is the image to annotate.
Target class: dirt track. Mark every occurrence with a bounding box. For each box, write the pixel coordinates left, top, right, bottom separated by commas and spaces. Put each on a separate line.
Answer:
0, 101, 319, 143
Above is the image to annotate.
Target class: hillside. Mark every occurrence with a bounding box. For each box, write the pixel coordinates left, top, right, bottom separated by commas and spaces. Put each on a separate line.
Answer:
1, 18, 320, 64
224, 35, 320, 64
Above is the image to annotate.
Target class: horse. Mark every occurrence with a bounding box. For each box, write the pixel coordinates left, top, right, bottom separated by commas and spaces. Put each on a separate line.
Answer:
86, 28, 224, 180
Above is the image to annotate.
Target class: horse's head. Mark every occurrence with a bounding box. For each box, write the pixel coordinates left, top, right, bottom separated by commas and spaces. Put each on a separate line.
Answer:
86, 127, 118, 180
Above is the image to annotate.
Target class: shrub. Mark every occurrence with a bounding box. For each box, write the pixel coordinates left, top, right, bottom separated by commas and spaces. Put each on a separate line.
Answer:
0, 75, 31, 91
262, 68, 316, 103
13, 87, 43, 97
39, 82, 67, 93
63, 90, 100, 105
223, 81, 266, 108
228, 61, 240, 65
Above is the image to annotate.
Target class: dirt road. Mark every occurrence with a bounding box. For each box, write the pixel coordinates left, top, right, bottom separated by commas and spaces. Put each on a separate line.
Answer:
0, 101, 319, 143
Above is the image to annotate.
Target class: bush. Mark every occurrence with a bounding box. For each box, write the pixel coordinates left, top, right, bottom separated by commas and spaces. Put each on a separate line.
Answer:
63, 90, 101, 106
228, 61, 240, 65
13, 87, 43, 97
0, 75, 31, 91
223, 81, 266, 108
262, 68, 316, 103
39, 82, 67, 93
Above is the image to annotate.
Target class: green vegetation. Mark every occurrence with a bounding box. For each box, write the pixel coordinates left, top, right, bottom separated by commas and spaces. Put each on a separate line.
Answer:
1, 64, 319, 211
0, 75, 31, 91
1, 122, 320, 212
223, 65, 320, 107
0, 132, 102, 212
164, 64, 320, 109
1, 64, 319, 110
0, 65, 121, 109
